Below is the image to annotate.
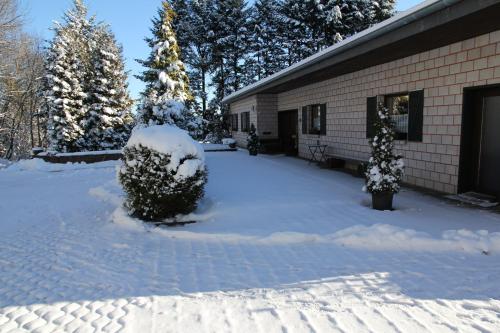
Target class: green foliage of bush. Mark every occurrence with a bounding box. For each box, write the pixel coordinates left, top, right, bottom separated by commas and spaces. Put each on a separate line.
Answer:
119, 145, 207, 221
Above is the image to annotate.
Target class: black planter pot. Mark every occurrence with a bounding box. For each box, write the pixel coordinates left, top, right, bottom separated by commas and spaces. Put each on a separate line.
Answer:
372, 191, 394, 211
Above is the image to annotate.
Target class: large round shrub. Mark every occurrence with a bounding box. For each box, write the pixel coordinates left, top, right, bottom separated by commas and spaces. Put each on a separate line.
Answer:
118, 125, 207, 221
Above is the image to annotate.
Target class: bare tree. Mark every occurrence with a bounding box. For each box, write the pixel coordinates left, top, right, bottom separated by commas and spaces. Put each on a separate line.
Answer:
0, 0, 46, 159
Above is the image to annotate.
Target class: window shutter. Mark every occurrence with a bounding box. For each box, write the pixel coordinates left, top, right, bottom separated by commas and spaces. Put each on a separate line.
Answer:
366, 96, 377, 138
408, 90, 424, 142
320, 104, 327, 135
234, 114, 238, 131
302, 106, 308, 134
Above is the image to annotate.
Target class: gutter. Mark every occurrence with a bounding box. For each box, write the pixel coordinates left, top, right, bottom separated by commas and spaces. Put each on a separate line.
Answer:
222, 0, 461, 104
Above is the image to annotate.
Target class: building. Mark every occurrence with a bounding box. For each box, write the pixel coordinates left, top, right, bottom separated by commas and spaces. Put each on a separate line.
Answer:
222, 0, 500, 198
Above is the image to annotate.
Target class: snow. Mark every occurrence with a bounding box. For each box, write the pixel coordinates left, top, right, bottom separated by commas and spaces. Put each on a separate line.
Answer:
0, 158, 11, 170
1, 151, 500, 332
222, 138, 236, 145
38, 149, 122, 157
5, 158, 118, 172
203, 143, 235, 151
127, 124, 204, 167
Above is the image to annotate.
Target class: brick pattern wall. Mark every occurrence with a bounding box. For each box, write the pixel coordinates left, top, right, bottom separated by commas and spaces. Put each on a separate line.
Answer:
275, 30, 500, 194
229, 96, 257, 147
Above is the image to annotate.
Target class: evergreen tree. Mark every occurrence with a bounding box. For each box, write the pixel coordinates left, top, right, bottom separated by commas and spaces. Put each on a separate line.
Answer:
186, 0, 214, 120
247, 123, 259, 156
374, 0, 396, 21
45, 0, 134, 152
84, 25, 134, 150
209, 0, 252, 109
170, 0, 191, 56
248, 0, 287, 81
136, 1, 201, 136
281, 0, 395, 63
281, 0, 317, 65
44, 0, 92, 152
365, 103, 404, 194
204, 100, 229, 142
170, 0, 215, 133
44, 26, 84, 152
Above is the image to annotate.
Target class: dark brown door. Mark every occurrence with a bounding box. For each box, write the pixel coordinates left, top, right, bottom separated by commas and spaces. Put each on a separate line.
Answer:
278, 110, 298, 156
477, 96, 500, 197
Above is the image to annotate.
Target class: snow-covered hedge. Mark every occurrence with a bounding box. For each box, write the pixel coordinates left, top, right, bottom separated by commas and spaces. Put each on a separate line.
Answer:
221, 138, 236, 146
118, 125, 207, 221
365, 104, 404, 194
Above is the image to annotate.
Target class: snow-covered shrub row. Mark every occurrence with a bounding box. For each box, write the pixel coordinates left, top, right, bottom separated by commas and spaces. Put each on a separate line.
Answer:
365, 103, 404, 194
118, 125, 207, 221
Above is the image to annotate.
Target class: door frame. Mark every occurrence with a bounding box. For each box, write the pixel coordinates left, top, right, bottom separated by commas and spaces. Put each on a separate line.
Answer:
278, 109, 299, 156
459, 84, 500, 194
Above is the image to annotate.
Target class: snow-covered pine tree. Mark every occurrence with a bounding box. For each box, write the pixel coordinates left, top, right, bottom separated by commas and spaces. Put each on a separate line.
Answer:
374, 0, 396, 22
247, 123, 259, 156
203, 100, 229, 143
44, 0, 96, 152
136, 1, 201, 136
44, 23, 86, 152
63, 0, 96, 150
84, 25, 134, 150
170, 0, 191, 57
185, 0, 214, 121
365, 103, 404, 195
249, 0, 288, 81
209, 0, 252, 107
281, 0, 317, 64
281, 0, 396, 63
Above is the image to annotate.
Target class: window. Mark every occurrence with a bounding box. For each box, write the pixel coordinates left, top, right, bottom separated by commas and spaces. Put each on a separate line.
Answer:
302, 104, 326, 135
385, 93, 409, 140
230, 114, 238, 132
366, 91, 424, 142
241, 112, 250, 132
309, 105, 322, 135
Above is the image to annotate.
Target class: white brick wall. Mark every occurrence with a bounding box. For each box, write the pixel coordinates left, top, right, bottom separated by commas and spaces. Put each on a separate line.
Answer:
229, 96, 257, 147
231, 30, 500, 194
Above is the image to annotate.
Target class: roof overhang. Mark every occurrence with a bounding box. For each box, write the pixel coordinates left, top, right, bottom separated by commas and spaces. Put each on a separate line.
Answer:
223, 0, 500, 104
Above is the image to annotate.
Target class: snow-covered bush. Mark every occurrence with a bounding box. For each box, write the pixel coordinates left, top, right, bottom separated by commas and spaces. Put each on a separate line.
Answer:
247, 124, 259, 156
222, 138, 236, 148
365, 103, 404, 194
118, 125, 207, 221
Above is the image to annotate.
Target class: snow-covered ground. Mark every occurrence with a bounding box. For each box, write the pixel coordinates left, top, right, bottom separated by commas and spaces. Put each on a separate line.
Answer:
1, 151, 500, 332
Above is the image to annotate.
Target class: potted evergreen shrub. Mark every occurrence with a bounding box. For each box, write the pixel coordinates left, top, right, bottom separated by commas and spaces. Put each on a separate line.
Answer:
247, 124, 259, 156
364, 103, 405, 210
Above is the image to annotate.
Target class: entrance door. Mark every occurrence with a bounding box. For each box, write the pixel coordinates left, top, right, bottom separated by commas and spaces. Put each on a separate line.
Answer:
477, 96, 500, 197
278, 110, 298, 156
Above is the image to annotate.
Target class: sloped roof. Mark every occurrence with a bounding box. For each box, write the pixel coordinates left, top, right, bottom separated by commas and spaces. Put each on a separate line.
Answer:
223, 0, 498, 104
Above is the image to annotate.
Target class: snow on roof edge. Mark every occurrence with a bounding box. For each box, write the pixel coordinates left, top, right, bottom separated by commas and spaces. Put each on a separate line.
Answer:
222, 0, 454, 104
